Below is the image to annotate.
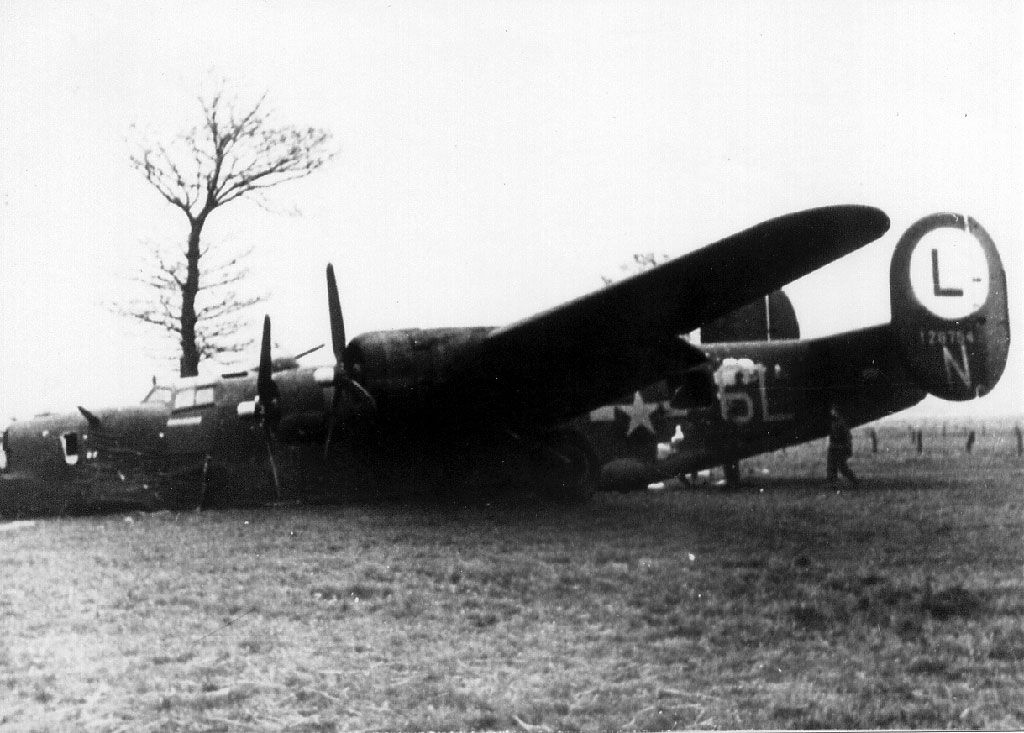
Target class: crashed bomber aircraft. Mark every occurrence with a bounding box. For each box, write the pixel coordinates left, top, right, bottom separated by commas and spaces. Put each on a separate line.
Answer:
0, 207, 1010, 513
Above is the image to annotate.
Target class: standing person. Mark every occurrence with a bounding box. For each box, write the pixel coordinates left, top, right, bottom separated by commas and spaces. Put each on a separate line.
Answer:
827, 404, 857, 485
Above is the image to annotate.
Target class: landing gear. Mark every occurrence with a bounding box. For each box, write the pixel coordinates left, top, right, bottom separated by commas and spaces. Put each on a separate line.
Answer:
723, 461, 741, 488
430, 428, 600, 504
536, 429, 600, 503
599, 459, 651, 494
197, 455, 211, 510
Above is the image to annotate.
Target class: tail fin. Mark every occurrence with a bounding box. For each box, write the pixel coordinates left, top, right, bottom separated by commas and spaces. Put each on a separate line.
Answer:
890, 213, 1010, 401
701, 290, 800, 343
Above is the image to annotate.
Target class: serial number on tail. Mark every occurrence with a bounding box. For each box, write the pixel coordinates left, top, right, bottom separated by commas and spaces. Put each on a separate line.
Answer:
918, 329, 976, 347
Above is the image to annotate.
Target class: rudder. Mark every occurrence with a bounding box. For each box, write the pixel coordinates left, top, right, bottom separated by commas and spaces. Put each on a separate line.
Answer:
701, 290, 800, 343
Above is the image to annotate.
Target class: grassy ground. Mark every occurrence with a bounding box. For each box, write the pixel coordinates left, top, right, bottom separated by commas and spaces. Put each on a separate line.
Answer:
1, 435, 1022, 731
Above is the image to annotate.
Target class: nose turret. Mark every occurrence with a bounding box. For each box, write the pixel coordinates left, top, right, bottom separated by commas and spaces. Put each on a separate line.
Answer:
2, 401, 170, 478
3, 411, 90, 477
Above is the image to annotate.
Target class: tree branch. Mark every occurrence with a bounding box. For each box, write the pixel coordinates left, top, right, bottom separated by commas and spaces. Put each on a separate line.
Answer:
124, 85, 331, 374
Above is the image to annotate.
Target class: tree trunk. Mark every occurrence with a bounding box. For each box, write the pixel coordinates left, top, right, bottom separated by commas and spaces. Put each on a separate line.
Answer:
179, 215, 206, 377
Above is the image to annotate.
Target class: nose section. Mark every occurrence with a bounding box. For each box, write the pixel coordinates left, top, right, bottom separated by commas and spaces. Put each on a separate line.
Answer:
2, 411, 94, 476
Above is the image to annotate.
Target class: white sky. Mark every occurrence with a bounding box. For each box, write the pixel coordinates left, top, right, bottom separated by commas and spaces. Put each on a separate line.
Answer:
1, 0, 1021, 421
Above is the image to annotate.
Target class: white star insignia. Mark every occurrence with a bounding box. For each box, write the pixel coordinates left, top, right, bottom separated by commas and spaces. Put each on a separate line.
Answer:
622, 391, 656, 436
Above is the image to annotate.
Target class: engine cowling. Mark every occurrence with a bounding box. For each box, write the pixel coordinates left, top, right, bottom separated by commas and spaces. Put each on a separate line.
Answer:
345, 327, 493, 413
269, 367, 333, 442
890, 213, 1010, 401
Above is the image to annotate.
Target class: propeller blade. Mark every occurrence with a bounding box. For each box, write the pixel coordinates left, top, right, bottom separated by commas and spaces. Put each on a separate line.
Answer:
323, 370, 379, 458
326, 264, 346, 365
339, 377, 377, 413
323, 384, 343, 459
254, 317, 283, 500
322, 264, 378, 458
257, 316, 274, 400
263, 429, 282, 502
256, 315, 280, 428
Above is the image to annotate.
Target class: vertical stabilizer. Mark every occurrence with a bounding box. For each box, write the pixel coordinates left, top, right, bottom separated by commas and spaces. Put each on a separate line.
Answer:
890, 213, 1010, 400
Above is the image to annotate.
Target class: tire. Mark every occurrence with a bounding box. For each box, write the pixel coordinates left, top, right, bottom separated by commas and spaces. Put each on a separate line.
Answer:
598, 459, 650, 494
539, 429, 599, 503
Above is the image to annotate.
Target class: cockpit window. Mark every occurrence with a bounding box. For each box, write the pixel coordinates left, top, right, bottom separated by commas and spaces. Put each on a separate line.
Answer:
143, 385, 173, 405
174, 389, 195, 410
173, 385, 216, 410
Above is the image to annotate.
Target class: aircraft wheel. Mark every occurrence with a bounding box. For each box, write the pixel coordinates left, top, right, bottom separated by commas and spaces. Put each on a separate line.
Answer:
598, 459, 650, 494
540, 429, 599, 503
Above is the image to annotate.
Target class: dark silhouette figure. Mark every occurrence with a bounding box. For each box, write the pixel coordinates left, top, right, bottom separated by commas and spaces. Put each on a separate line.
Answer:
827, 405, 857, 484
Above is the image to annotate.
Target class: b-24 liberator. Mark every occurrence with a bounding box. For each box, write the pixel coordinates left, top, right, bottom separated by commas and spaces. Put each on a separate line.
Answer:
0, 207, 1009, 514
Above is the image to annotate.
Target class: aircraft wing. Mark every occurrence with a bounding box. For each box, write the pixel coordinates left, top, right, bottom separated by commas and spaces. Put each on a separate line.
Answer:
434, 205, 890, 430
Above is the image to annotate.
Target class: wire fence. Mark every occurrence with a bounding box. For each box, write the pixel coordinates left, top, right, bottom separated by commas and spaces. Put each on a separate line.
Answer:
856, 422, 1024, 459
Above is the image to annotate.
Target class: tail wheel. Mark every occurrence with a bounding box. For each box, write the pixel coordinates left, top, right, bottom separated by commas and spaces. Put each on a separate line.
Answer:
539, 429, 599, 503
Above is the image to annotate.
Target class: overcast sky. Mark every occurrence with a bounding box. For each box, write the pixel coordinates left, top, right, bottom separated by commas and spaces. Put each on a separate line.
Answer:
1, 0, 1020, 422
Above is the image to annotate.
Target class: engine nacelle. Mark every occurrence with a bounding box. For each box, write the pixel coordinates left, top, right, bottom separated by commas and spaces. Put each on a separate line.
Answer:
345, 327, 492, 412
890, 213, 1010, 401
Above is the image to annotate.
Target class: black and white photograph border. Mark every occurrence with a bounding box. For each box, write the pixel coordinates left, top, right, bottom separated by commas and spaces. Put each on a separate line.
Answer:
1, 1, 1021, 730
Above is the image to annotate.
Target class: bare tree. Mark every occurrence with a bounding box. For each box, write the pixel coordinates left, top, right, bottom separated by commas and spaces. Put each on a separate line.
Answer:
116, 241, 266, 366
601, 252, 670, 286
126, 89, 333, 376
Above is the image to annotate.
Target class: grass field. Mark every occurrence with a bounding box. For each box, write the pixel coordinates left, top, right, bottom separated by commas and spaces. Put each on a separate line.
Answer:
2, 429, 1023, 731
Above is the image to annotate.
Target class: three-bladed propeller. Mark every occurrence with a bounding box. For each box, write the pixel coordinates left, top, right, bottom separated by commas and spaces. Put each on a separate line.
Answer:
254, 265, 377, 469
323, 264, 376, 457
